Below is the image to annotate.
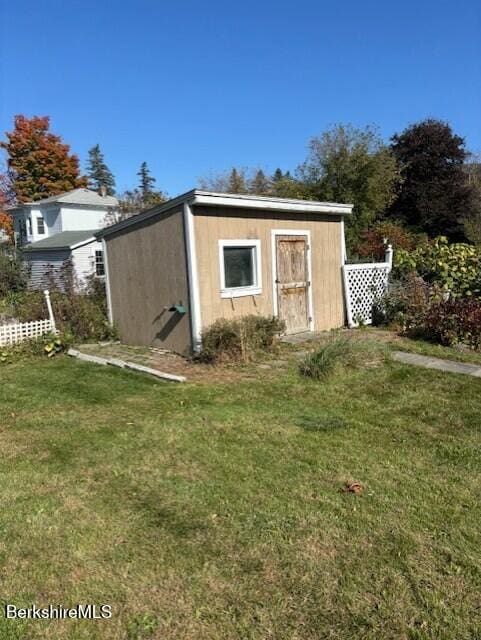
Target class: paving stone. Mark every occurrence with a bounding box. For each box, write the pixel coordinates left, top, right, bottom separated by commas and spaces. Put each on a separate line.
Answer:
393, 351, 481, 378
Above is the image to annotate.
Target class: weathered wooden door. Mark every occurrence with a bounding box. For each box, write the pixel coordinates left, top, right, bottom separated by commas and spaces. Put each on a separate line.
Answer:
275, 235, 310, 333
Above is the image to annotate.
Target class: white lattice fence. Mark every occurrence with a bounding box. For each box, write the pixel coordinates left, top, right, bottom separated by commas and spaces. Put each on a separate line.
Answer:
0, 319, 55, 346
342, 246, 393, 328
0, 290, 57, 347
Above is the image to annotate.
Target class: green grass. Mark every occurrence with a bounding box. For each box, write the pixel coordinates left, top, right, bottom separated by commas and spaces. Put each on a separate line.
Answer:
0, 349, 480, 639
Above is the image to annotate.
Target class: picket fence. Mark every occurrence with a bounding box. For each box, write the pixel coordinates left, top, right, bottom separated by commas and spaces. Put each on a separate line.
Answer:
0, 291, 57, 347
342, 246, 393, 328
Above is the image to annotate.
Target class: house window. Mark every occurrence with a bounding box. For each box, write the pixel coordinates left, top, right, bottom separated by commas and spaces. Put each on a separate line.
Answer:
219, 240, 262, 298
27, 218, 32, 235
37, 217, 45, 235
95, 250, 105, 277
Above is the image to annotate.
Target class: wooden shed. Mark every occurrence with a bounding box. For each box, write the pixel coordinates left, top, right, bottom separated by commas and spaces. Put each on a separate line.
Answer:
96, 190, 352, 354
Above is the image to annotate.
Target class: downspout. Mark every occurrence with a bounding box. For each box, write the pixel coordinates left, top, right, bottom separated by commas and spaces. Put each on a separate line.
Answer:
183, 201, 202, 351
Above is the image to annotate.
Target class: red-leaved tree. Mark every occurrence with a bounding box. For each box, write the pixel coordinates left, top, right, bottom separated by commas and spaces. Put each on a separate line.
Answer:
0, 115, 86, 203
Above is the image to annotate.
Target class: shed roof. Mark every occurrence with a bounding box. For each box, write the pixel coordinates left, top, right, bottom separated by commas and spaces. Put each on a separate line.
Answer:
95, 189, 353, 239
23, 230, 97, 252
10, 188, 118, 210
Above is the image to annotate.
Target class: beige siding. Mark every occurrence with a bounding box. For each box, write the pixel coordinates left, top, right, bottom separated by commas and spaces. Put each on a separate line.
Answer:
193, 206, 345, 332
105, 207, 192, 354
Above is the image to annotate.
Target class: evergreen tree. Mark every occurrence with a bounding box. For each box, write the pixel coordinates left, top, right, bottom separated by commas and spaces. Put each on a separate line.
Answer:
249, 169, 270, 195
0, 115, 86, 203
272, 168, 284, 183
137, 161, 156, 199
227, 168, 247, 193
86, 144, 116, 195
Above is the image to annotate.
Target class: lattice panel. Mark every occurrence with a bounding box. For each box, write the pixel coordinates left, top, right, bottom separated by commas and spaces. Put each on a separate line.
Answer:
343, 264, 390, 327
0, 319, 55, 346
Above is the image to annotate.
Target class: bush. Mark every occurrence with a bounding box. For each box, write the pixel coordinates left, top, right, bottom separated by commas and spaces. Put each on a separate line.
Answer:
353, 221, 423, 261
395, 237, 481, 299
199, 315, 286, 363
423, 298, 481, 349
6, 288, 115, 342
372, 273, 446, 331
0, 253, 29, 297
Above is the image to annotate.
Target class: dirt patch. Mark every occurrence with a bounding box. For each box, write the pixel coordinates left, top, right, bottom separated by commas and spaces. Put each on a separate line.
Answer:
74, 342, 282, 384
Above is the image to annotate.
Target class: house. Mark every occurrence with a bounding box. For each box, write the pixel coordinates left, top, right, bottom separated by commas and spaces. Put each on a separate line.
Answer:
22, 230, 104, 289
9, 188, 118, 288
96, 190, 352, 355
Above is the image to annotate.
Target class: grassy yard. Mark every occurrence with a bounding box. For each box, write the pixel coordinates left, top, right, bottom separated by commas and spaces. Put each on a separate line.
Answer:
0, 344, 480, 639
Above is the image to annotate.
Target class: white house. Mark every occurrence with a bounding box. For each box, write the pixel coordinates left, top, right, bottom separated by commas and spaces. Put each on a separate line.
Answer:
9, 188, 118, 289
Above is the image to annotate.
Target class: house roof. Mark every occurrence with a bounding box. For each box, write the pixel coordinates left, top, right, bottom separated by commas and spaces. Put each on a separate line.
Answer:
23, 229, 97, 252
10, 188, 118, 210
95, 189, 353, 239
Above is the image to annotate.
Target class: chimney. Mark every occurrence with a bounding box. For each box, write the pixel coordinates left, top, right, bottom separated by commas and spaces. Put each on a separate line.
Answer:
99, 185, 107, 197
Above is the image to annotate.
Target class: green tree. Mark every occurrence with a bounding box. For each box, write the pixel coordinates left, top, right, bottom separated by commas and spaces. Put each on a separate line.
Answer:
86, 144, 116, 195
0, 115, 86, 203
249, 169, 271, 195
137, 161, 166, 207
298, 124, 399, 249
388, 119, 476, 240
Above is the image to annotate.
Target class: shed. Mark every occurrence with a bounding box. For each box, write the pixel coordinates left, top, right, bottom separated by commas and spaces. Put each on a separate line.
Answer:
95, 190, 352, 354
23, 230, 104, 290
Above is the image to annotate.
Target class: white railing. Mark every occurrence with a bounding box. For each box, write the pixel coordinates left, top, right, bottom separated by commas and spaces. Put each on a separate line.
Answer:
0, 290, 57, 347
343, 246, 393, 327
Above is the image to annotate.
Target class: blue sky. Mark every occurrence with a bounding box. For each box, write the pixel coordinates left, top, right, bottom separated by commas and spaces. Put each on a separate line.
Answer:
1, 0, 480, 196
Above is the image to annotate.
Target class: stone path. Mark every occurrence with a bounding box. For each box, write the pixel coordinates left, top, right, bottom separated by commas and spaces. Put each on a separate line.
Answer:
393, 351, 481, 378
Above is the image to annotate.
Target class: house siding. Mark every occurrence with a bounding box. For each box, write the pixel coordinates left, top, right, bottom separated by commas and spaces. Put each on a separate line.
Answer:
25, 250, 71, 290
193, 206, 345, 332
104, 206, 192, 354
72, 240, 102, 286
60, 205, 108, 231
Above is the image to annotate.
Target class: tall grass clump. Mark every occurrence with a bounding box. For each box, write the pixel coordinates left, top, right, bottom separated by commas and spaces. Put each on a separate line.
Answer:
299, 335, 388, 380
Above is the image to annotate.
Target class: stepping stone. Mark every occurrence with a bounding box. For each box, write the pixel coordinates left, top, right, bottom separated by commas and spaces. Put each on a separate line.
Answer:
393, 351, 481, 378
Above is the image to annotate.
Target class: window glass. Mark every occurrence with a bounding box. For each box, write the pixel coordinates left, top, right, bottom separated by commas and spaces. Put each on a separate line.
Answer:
37, 217, 45, 234
223, 246, 255, 289
95, 250, 105, 276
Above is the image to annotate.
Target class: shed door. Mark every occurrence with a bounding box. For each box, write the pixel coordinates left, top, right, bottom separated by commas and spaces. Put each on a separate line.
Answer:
275, 235, 310, 334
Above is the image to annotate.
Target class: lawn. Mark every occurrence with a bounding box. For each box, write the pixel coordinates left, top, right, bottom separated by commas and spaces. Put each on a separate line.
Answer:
0, 344, 480, 639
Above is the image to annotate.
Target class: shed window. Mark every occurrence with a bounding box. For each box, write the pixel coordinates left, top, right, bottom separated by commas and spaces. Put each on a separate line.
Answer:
219, 240, 262, 298
37, 217, 45, 235
95, 250, 105, 277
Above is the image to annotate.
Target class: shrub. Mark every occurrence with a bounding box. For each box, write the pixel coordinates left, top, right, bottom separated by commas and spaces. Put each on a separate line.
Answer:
199, 315, 286, 363
395, 237, 481, 298
372, 273, 445, 331
423, 298, 481, 349
6, 288, 115, 342
353, 221, 422, 261
0, 253, 29, 297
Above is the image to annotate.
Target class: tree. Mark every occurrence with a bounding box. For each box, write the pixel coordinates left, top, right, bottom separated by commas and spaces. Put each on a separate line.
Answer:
227, 168, 247, 193
136, 161, 166, 208
0, 115, 86, 203
137, 161, 155, 199
86, 144, 116, 195
249, 169, 270, 195
462, 157, 481, 243
298, 124, 399, 249
388, 119, 476, 239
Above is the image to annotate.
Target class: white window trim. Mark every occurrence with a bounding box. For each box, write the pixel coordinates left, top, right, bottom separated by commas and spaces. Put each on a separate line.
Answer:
218, 239, 262, 298
271, 229, 314, 332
